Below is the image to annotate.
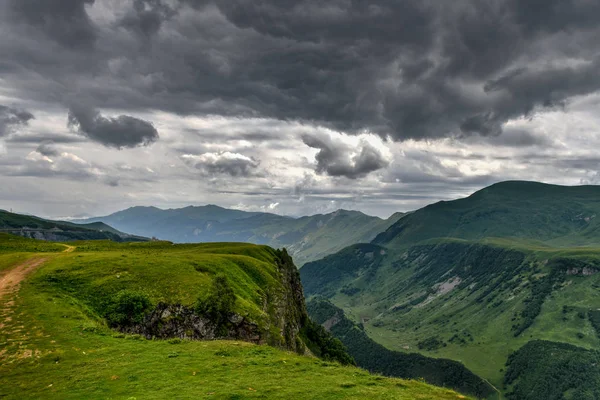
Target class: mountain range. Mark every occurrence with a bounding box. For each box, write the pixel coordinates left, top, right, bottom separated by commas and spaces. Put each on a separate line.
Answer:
74, 206, 405, 266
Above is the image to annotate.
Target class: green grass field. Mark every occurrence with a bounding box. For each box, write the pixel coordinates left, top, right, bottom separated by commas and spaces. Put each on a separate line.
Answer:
0, 235, 469, 399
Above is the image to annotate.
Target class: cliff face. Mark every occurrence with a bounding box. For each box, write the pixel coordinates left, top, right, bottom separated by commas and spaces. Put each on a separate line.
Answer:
266, 248, 309, 352
116, 248, 311, 353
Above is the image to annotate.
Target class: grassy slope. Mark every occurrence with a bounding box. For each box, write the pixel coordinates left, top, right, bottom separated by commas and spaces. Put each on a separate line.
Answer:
302, 238, 600, 393
374, 181, 600, 249
0, 236, 468, 400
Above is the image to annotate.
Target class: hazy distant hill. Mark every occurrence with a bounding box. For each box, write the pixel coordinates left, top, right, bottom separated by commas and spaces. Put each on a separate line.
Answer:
76, 206, 404, 265
301, 181, 600, 398
0, 209, 147, 242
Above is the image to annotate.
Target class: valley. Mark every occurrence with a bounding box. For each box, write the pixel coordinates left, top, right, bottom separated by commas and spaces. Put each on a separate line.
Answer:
301, 182, 600, 398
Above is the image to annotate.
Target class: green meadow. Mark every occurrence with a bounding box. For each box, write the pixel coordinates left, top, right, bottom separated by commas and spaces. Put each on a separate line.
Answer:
0, 235, 469, 399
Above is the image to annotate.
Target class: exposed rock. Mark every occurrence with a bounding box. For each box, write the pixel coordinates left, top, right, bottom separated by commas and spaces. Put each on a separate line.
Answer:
120, 303, 262, 342
566, 267, 598, 276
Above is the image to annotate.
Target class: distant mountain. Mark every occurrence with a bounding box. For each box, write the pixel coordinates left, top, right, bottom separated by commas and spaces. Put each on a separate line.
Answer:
300, 181, 600, 398
0, 210, 147, 242
374, 180, 600, 248
75, 206, 405, 265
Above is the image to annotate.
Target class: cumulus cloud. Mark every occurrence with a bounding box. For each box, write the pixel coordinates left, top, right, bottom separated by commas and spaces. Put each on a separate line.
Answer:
302, 132, 392, 179
181, 152, 260, 177
0, 105, 34, 137
36, 141, 59, 157
18, 148, 99, 181
67, 103, 159, 149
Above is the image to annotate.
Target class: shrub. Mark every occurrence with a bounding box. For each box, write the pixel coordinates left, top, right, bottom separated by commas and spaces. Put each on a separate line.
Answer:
104, 290, 152, 327
196, 274, 237, 331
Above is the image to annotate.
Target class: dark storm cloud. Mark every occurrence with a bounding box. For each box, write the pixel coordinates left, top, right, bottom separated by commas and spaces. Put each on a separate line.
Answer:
302, 133, 390, 179
0, 105, 34, 137
2, 0, 600, 142
119, 0, 176, 38
8, 0, 97, 49
67, 103, 159, 149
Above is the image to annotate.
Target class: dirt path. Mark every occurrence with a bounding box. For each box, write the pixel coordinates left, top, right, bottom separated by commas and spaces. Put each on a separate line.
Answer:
61, 244, 76, 253
0, 245, 75, 330
0, 258, 48, 330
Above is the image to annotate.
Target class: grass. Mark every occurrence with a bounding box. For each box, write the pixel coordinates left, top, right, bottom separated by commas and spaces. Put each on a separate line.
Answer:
0, 236, 469, 400
32, 241, 283, 323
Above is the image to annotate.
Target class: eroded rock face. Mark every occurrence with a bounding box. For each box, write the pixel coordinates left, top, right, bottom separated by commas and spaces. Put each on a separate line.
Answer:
266, 249, 308, 352
120, 303, 262, 342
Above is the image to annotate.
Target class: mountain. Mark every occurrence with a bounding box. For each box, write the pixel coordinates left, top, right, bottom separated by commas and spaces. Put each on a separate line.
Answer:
0, 235, 468, 400
0, 209, 147, 242
374, 180, 600, 248
300, 181, 600, 399
76, 205, 404, 265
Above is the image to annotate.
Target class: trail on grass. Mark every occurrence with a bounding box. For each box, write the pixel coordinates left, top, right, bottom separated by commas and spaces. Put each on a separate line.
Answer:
0, 245, 75, 332
61, 244, 76, 253
0, 258, 48, 329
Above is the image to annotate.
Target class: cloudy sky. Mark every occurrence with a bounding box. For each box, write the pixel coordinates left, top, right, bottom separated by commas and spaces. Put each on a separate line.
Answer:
1, 0, 600, 219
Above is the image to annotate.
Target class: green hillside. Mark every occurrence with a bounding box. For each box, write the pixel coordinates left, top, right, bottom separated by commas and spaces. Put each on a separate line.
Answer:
307, 298, 496, 399
0, 235, 468, 399
78, 206, 404, 265
0, 210, 146, 242
374, 181, 600, 248
301, 182, 600, 399
504, 340, 600, 400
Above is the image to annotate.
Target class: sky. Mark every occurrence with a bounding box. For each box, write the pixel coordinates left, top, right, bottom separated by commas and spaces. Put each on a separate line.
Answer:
1, 0, 600, 219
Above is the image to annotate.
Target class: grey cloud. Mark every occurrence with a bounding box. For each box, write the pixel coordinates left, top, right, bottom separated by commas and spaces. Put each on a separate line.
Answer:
302, 133, 391, 179
36, 141, 59, 157
119, 0, 176, 38
1, 1, 599, 143
7, 133, 87, 145
465, 127, 555, 148
67, 103, 159, 149
0, 105, 34, 137
8, 0, 97, 49
181, 152, 261, 177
